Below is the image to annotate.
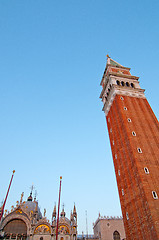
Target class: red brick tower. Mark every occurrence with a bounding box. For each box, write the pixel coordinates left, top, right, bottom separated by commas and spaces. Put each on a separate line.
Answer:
100, 56, 159, 240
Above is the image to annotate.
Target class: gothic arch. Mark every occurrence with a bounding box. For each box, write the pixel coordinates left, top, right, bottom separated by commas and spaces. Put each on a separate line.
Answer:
113, 230, 121, 240
58, 218, 71, 235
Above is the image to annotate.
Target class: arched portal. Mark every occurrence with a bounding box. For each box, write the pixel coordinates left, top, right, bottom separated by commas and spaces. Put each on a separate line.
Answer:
113, 231, 121, 240
3, 219, 27, 236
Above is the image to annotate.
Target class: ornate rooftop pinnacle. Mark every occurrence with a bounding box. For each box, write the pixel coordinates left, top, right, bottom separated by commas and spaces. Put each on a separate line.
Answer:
27, 184, 34, 202
73, 204, 77, 218
60, 204, 65, 217
16, 201, 19, 207
52, 204, 56, 219
20, 192, 24, 203
35, 201, 38, 213
27, 193, 33, 202
70, 210, 73, 221
44, 208, 46, 217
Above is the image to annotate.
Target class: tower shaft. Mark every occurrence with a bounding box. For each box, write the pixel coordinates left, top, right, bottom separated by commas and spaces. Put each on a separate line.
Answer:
100, 57, 159, 239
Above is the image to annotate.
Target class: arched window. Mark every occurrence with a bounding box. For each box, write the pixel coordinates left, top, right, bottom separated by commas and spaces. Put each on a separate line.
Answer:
152, 191, 158, 199
40, 237, 43, 240
4, 219, 27, 235
116, 80, 120, 85
113, 231, 121, 240
144, 167, 149, 174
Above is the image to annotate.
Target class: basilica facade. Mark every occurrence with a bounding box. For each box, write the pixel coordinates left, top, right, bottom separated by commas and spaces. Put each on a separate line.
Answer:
0, 192, 77, 240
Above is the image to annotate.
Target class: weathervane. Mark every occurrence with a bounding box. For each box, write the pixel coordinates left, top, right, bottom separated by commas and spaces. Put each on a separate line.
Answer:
30, 184, 34, 196
62, 203, 65, 210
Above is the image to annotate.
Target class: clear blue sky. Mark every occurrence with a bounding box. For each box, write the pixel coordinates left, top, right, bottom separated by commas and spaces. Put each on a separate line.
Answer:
0, 0, 159, 234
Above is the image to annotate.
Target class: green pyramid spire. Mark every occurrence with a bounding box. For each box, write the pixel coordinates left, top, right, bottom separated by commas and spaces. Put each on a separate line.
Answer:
109, 58, 123, 67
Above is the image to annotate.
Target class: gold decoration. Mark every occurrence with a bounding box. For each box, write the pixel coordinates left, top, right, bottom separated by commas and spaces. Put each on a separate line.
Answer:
20, 192, 24, 203
58, 225, 70, 234
16, 201, 19, 207
34, 224, 51, 234
16, 209, 22, 214
11, 205, 14, 211
4, 210, 8, 217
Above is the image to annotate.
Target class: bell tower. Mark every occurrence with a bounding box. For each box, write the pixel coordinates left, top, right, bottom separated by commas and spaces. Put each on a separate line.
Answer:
100, 56, 159, 239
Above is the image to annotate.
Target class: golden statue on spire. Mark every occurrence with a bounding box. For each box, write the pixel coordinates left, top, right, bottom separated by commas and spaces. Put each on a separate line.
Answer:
20, 192, 24, 203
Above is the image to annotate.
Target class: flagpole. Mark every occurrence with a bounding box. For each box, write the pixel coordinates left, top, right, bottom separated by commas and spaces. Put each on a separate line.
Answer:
0, 170, 15, 221
56, 176, 62, 240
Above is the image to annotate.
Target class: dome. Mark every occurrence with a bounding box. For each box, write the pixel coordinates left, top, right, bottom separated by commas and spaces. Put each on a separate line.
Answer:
21, 199, 42, 219
59, 216, 70, 223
